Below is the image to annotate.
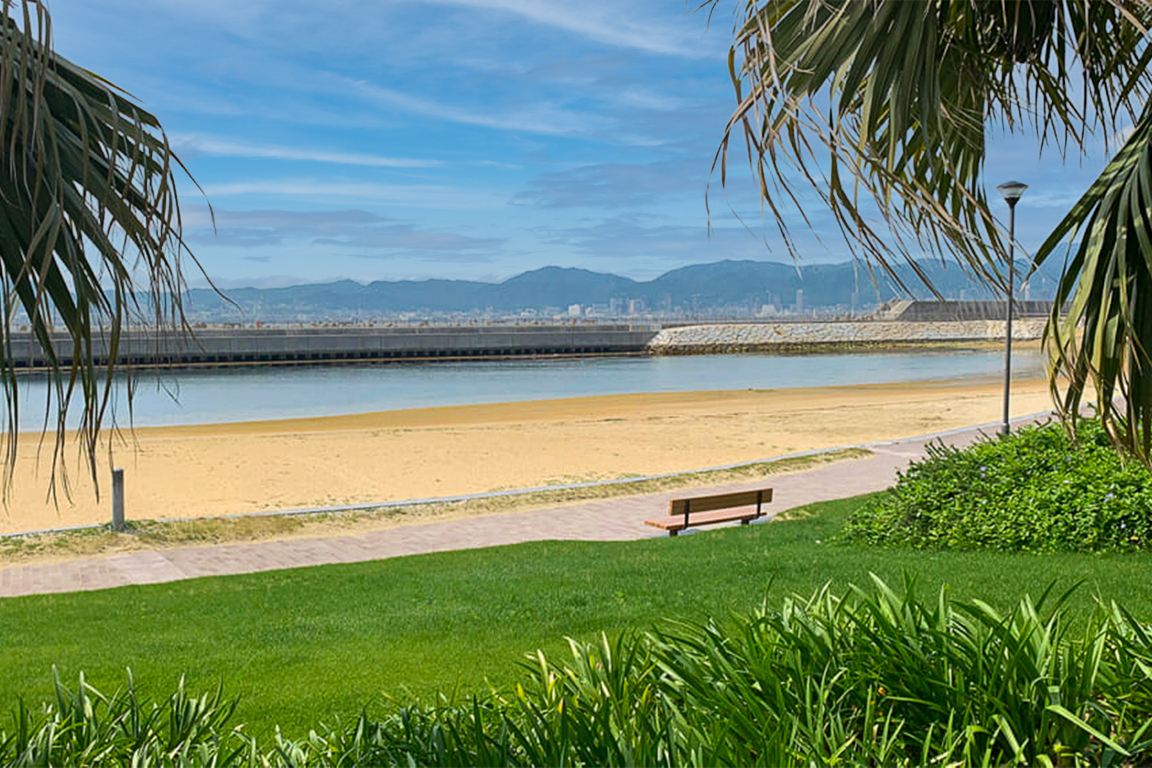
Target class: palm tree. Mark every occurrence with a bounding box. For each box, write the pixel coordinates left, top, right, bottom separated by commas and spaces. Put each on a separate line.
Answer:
715, 0, 1152, 460
1, 0, 198, 496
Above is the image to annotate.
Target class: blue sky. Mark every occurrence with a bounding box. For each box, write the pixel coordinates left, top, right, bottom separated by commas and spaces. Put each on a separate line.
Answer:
53, 0, 1111, 289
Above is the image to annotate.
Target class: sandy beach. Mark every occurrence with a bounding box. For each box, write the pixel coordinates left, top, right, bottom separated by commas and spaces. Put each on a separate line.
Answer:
0, 376, 1056, 535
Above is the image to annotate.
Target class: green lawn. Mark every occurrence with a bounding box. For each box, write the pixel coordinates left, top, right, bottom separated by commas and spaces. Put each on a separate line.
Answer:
3, 493, 1152, 738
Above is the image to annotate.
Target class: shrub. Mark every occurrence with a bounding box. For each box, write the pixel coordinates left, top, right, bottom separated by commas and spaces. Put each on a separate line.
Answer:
7, 579, 1152, 766
842, 419, 1152, 552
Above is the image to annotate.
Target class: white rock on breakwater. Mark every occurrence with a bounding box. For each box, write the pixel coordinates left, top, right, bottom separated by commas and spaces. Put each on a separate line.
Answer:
646, 319, 1047, 353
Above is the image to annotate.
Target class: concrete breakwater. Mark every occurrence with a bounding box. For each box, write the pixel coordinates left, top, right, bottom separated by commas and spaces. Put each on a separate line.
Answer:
9, 318, 1047, 369
10, 325, 658, 369
647, 319, 1048, 354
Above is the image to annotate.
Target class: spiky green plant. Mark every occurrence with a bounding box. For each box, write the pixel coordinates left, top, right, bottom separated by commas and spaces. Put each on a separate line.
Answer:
0, 669, 249, 766
0, 0, 200, 497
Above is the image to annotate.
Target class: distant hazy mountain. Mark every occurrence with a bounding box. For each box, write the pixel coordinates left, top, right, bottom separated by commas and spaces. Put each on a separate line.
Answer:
183, 258, 1066, 319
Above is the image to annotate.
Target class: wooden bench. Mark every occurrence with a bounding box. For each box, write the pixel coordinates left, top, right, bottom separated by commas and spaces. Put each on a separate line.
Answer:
645, 488, 773, 536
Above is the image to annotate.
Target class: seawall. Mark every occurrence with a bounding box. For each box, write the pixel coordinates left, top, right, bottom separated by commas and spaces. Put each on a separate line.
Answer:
9, 317, 1051, 369
647, 319, 1047, 354
9, 325, 658, 369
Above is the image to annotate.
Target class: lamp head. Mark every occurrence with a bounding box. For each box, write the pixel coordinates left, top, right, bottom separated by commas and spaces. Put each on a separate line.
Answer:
997, 180, 1028, 204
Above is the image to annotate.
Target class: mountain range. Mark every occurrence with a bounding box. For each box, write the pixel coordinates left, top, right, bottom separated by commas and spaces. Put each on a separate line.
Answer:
183, 258, 1068, 320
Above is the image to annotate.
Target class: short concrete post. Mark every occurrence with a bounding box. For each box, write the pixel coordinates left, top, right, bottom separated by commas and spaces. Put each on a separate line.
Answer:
112, 468, 125, 531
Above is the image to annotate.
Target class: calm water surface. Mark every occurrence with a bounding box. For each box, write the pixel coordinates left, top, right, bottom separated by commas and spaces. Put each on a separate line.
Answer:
14, 348, 1044, 430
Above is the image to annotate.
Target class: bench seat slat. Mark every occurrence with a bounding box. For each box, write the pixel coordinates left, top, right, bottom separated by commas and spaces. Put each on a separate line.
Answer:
669, 489, 772, 515
645, 508, 761, 532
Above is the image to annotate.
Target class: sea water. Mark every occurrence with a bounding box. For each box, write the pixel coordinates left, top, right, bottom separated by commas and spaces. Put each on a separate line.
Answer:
12, 348, 1044, 430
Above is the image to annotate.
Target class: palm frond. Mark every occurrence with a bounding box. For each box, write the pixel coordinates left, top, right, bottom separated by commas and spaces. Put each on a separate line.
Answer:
717, 0, 1152, 283
0, 0, 203, 499
1039, 98, 1152, 461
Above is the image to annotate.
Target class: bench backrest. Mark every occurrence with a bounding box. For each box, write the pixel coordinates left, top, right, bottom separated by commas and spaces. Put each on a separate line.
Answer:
669, 488, 773, 516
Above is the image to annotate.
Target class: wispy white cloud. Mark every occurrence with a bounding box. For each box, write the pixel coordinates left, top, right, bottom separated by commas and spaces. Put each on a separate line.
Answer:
172, 135, 443, 168
199, 179, 503, 209
315, 224, 505, 251
613, 90, 694, 112
184, 208, 394, 245
412, 0, 716, 58
346, 78, 600, 136
513, 159, 705, 208
184, 206, 505, 254
346, 76, 670, 145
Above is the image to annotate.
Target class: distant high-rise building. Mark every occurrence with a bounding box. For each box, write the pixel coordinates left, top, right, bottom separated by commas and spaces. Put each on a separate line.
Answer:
567, 304, 582, 317
795, 288, 804, 313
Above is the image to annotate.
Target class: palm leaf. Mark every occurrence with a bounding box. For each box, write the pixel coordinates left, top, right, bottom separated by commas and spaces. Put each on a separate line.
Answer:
1038, 98, 1152, 461
0, 0, 204, 500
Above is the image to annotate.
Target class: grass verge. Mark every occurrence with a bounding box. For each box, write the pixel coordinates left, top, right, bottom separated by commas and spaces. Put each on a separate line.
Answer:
3, 490, 1152, 738
0, 448, 870, 560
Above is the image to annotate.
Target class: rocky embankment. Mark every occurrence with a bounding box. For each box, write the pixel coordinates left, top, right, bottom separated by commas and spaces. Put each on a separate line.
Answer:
647, 319, 1047, 354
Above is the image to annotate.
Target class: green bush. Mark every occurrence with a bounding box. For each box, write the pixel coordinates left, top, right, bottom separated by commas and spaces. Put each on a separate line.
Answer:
7, 579, 1152, 766
842, 419, 1152, 552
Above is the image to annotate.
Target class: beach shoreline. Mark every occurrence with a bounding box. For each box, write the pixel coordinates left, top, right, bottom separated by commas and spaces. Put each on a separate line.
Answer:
0, 375, 1055, 536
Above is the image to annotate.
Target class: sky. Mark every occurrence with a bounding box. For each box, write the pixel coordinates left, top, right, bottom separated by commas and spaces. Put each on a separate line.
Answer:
51, 0, 1112, 289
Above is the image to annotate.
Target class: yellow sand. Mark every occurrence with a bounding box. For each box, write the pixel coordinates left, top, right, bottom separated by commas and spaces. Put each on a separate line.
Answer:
0, 377, 1055, 535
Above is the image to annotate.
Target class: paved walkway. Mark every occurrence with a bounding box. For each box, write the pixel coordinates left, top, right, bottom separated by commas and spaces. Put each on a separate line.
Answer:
0, 419, 1037, 598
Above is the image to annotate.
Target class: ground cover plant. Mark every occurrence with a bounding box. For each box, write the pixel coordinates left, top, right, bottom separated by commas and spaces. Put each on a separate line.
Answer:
844, 419, 1152, 552
5, 494, 1152, 737
7, 578, 1152, 766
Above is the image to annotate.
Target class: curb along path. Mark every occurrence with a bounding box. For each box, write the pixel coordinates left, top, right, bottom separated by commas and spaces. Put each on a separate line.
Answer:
0, 419, 1040, 598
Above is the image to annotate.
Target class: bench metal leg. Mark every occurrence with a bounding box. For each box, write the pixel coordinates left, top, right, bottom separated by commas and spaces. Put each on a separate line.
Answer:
669, 529, 678, 537
741, 518, 750, 525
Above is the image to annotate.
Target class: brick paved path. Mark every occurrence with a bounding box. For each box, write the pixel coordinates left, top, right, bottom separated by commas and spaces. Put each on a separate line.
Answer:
0, 419, 1037, 598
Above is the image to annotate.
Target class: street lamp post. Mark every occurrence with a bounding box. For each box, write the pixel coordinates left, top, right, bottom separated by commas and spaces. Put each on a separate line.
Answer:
997, 181, 1028, 436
